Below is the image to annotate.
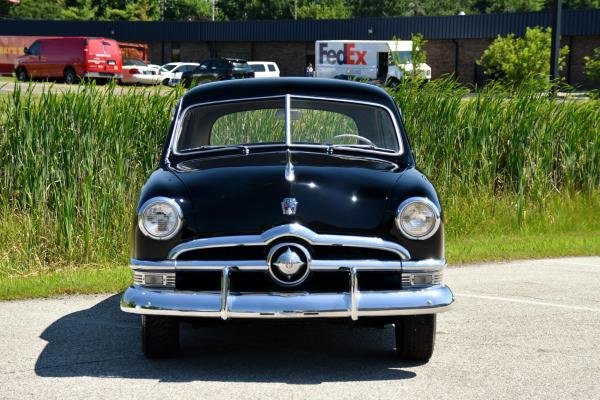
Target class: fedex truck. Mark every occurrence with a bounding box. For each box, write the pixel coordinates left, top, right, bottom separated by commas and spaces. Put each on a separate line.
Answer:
315, 40, 431, 84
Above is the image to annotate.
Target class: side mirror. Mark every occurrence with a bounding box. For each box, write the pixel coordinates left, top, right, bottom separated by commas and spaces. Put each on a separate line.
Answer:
23, 47, 30, 55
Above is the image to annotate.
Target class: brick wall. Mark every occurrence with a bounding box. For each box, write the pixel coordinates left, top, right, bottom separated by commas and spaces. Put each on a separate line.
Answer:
425, 40, 456, 78
215, 42, 252, 60
252, 42, 307, 76
569, 35, 600, 88
180, 42, 210, 62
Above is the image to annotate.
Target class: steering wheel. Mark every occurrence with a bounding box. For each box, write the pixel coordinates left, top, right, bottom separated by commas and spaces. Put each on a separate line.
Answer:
330, 134, 376, 146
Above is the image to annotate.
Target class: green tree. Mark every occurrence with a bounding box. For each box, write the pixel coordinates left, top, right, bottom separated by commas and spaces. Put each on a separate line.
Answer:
478, 26, 569, 90
103, 0, 160, 20
348, 0, 472, 17
560, 0, 600, 9
7, 0, 66, 19
584, 47, 600, 82
62, 0, 97, 20
164, 0, 212, 20
472, 0, 545, 13
297, 0, 350, 19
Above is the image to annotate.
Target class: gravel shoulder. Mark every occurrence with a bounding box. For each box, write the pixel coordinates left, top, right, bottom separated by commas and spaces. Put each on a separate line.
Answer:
1, 257, 599, 400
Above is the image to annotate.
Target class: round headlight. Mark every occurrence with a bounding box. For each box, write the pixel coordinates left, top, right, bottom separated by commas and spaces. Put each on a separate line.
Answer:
138, 197, 183, 240
396, 197, 441, 240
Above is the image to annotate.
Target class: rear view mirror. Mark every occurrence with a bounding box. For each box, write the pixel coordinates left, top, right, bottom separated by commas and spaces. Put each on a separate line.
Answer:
275, 109, 302, 121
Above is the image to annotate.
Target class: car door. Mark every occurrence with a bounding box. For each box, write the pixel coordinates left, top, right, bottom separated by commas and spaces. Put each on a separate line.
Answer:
196, 61, 212, 81
23, 41, 43, 77
210, 60, 225, 81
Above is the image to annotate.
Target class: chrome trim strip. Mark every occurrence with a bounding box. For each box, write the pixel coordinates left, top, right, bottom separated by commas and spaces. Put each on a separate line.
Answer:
311, 260, 402, 271
285, 94, 291, 146
402, 258, 447, 272
167, 223, 411, 260
120, 285, 454, 318
350, 267, 358, 321
220, 267, 229, 320
130, 258, 445, 273
168, 94, 403, 159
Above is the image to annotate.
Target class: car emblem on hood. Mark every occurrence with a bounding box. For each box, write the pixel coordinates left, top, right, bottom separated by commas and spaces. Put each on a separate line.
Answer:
281, 197, 298, 215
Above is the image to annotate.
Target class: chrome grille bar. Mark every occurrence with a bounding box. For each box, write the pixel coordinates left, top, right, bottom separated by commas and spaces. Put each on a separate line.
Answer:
167, 224, 410, 260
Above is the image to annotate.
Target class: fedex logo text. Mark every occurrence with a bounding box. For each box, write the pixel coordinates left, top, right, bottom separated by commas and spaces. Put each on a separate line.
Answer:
318, 43, 367, 65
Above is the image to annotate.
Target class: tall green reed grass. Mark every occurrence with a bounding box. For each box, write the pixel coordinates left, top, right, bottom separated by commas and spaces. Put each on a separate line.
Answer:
1, 83, 179, 275
391, 79, 600, 224
0, 80, 598, 276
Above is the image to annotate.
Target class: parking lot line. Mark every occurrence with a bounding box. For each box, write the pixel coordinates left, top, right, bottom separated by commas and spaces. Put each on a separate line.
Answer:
540, 259, 600, 268
455, 292, 600, 312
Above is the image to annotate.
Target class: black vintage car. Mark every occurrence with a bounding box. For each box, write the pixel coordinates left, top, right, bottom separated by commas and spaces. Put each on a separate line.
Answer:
121, 78, 454, 361
180, 58, 254, 87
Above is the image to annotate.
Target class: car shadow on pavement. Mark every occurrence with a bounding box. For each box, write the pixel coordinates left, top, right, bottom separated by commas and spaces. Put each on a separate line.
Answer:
35, 294, 418, 383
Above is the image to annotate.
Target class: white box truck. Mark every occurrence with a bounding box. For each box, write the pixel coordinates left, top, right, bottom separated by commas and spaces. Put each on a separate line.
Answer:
314, 40, 431, 84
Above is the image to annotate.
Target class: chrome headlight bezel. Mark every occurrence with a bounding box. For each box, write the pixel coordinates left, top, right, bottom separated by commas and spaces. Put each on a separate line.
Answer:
138, 197, 183, 241
395, 197, 441, 240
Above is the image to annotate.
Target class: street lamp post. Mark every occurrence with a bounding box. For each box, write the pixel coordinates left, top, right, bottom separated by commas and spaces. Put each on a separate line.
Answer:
549, 0, 562, 92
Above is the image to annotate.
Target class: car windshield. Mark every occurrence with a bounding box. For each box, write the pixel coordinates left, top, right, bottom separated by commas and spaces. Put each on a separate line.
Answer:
250, 64, 266, 72
390, 51, 412, 64
232, 62, 252, 71
124, 58, 147, 66
161, 64, 178, 72
176, 97, 399, 153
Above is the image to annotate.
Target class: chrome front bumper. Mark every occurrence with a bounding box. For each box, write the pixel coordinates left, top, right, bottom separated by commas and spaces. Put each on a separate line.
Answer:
121, 258, 454, 320
121, 284, 453, 319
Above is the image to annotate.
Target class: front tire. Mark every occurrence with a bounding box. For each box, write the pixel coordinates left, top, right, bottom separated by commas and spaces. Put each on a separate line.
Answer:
63, 67, 77, 84
16, 67, 28, 82
394, 314, 436, 362
141, 315, 179, 359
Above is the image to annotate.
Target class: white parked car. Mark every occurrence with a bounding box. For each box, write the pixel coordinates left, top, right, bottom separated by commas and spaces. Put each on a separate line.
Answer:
159, 62, 200, 86
247, 61, 280, 78
120, 58, 163, 85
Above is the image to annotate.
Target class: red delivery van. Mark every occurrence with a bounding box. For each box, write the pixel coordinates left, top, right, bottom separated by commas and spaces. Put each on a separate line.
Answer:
14, 37, 122, 83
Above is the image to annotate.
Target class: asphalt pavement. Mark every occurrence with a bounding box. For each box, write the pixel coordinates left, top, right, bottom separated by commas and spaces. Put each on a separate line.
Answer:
1, 256, 599, 400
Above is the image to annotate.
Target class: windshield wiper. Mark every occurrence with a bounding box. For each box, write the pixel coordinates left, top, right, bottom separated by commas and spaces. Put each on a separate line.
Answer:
186, 145, 250, 155
326, 144, 396, 154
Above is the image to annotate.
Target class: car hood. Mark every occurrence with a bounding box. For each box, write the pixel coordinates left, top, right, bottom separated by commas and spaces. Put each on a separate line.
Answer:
173, 151, 404, 237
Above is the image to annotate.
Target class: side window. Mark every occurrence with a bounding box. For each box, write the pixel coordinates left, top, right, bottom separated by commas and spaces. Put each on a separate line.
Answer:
101, 41, 112, 54
28, 41, 41, 56
268, 64, 277, 72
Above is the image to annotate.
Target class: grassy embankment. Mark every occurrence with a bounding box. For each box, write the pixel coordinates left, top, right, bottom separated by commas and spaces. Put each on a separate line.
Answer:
0, 81, 598, 300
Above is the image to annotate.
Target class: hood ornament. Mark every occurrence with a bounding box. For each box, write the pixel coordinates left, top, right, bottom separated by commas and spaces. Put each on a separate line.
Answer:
285, 150, 295, 182
281, 197, 298, 215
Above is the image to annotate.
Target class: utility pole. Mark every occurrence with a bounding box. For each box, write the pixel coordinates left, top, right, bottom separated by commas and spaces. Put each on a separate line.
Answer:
294, 0, 297, 20
549, 0, 562, 92
212, 0, 216, 21
160, 0, 167, 64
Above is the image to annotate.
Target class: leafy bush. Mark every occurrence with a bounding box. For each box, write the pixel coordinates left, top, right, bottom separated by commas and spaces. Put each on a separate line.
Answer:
478, 26, 569, 90
584, 47, 600, 96
391, 33, 428, 81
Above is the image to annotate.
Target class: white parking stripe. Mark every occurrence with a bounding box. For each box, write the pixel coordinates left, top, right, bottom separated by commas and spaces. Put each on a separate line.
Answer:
456, 293, 600, 312
540, 259, 600, 268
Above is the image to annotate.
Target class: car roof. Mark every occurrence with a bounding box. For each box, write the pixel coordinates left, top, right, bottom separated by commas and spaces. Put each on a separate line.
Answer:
164, 62, 199, 65
180, 77, 397, 110
200, 58, 248, 63
247, 61, 277, 64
